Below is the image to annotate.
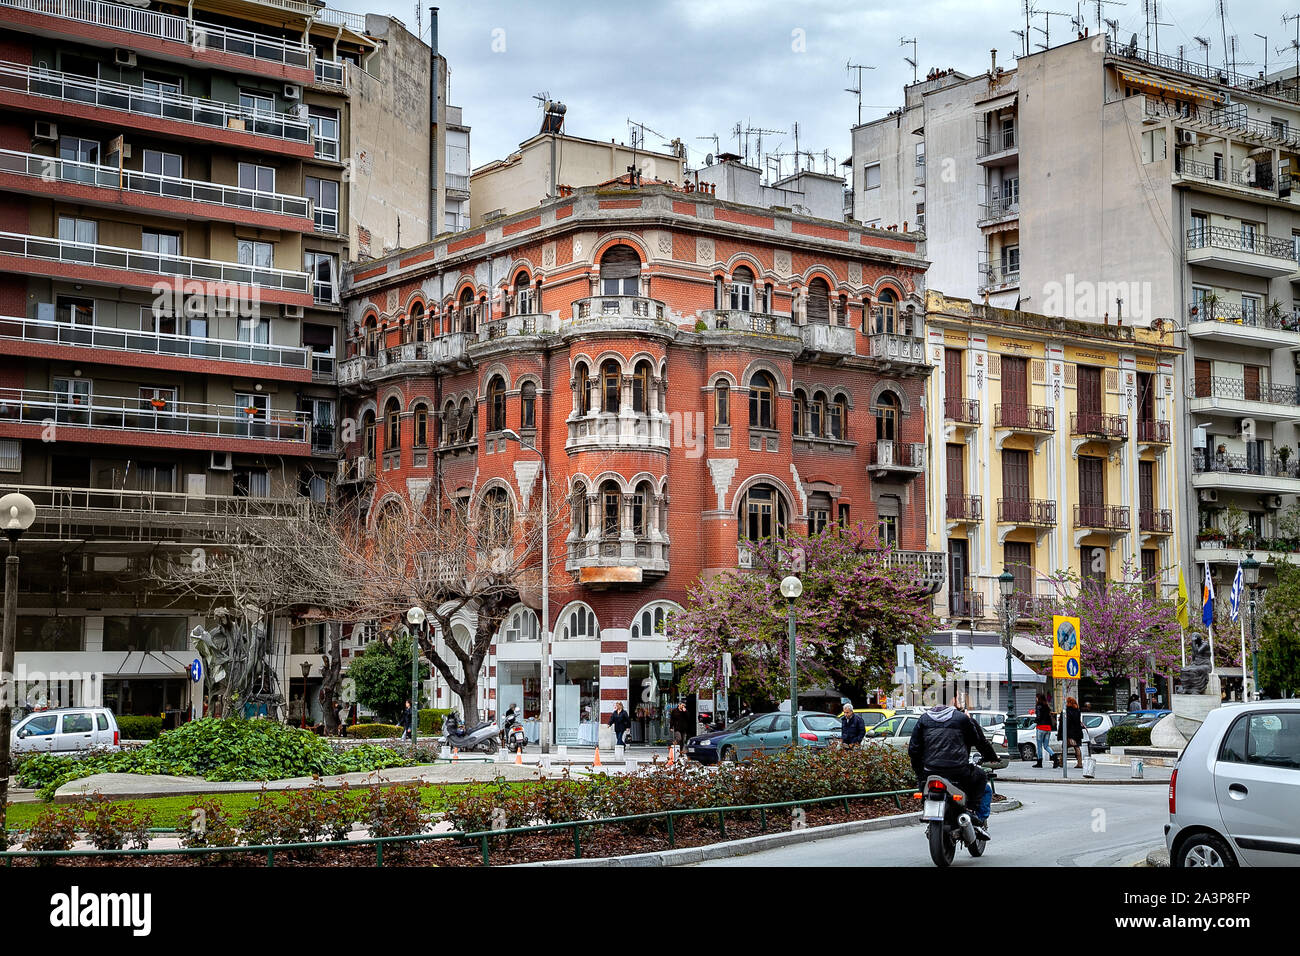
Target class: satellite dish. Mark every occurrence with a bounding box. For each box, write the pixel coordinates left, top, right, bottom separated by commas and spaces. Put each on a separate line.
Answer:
705, 153, 714, 166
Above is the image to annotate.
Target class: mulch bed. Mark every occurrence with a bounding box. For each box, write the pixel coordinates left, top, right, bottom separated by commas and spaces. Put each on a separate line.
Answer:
6, 796, 916, 867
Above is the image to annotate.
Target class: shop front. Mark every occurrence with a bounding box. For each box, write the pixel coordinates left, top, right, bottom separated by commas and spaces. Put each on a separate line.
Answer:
626, 660, 675, 744
498, 660, 541, 742
554, 660, 600, 745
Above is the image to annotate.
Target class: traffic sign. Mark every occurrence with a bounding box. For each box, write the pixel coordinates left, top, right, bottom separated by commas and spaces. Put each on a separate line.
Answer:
1052, 655, 1081, 679
189, 658, 203, 683
1051, 616, 1081, 659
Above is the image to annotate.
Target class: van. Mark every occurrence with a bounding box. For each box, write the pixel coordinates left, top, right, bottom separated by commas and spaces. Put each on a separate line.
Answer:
10, 707, 122, 754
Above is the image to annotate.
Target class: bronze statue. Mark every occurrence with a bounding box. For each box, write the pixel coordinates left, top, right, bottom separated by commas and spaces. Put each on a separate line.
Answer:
1178, 634, 1214, 696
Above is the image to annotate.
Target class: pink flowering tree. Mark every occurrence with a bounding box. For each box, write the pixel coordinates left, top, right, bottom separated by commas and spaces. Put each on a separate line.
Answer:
669, 526, 947, 705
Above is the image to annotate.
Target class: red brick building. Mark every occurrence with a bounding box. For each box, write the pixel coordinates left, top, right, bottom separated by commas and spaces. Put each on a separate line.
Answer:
341, 179, 941, 745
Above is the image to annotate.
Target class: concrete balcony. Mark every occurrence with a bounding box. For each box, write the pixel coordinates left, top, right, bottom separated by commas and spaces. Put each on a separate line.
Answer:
0, 314, 312, 381
565, 412, 671, 454
995, 403, 1054, 432
566, 536, 669, 586
977, 196, 1020, 227
1186, 227, 1297, 278
0, 482, 316, 544
0, 148, 312, 230
0, 387, 311, 451
978, 263, 1019, 292
1070, 411, 1128, 441
947, 589, 984, 620
1186, 301, 1300, 349
997, 498, 1057, 528
946, 494, 983, 523
0, 231, 312, 305
1191, 452, 1300, 493
866, 440, 926, 477
1073, 504, 1131, 534
0, 60, 313, 156
976, 129, 1018, 165
338, 334, 471, 388
866, 332, 926, 367
570, 296, 670, 330
476, 313, 559, 342
0, 0, 315, 82
1189, 376, 1300, 422
313, 59, 346, 89
798, 322, 857, 358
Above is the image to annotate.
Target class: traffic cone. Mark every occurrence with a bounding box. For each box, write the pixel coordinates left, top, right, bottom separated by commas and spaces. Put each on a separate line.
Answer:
515, 748, 523, 765
452, 746, 459, 760
667, 744, 676, 763
593, 747, 602, 768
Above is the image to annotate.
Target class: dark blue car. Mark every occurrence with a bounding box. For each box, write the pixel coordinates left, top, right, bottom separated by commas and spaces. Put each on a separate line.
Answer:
685, 711, 841, 764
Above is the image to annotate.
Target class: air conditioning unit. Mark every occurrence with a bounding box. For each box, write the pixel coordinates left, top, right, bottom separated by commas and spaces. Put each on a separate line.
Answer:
1198, 489, 1219, 504
283, 84, 301, 100
1192, 426, 1207, 449
34, 120, 57, 142
1176, 129, 1198, 146
284, 304, 304, 319
1265, 495, 1284, 510
209, 451, 232, 471
1240, 418, 1256, 441
113, 49, 137, 68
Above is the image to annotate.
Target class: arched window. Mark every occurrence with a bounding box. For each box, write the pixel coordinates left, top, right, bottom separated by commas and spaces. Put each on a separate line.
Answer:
600, 245, 641, 296
513, 272, 533, 314
807, 277, 831, 324
830, 393, 847, 440
714, 381, 730, 427
875, 391, 899, 441
575, 362, 592, 415
792, 389, 806, 437
601, 360, 621, 413
633, 480, 653, 536
440, 401, 455, 445
875, 289, 898, 334
739, 483, 787, 542
571, 481, 589, 537
458, 287, 475, 333
384, 397, 401, 451
487, 375, 506, 432
362, 410, 376, 458
600, 479, 621, 537
520, 381, 536, 428
410, 302, 426, 342
413, 404, 429, 447
630, 602, 675, 640
632, 360, 652, 413
481, 487, 512, 544
458, 396, 475, 443
810, 391, 826, 438
749, 371, 775, 429
729, 265, 755, 312
500, 606, 539, 642
559, 604, 598, 641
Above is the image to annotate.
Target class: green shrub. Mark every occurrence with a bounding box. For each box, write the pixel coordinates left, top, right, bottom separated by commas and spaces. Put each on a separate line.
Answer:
1108, 725, 1153, 748
76, 791, 151, 850
345, 723, 402, 739
418, 708, 453, 736
115, 715, 163, 740
21, 805, 81, 856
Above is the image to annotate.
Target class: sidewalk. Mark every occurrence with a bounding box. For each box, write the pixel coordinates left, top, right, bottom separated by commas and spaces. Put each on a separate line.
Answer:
996, 759, 1171, 784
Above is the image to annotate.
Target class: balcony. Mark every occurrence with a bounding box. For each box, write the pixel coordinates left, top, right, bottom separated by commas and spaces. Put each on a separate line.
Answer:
337, 334, 471, 387
995, 403, 1054, 432
0, 315, 312, 379
976, 128, 1018, 164
1074, 504, 1130, 533
476, 313, 558, 342
445, 172, 470, 197
0, 61, 313, 155
313, 59, 346, 89
944, 397, 980, 426
948, 588, 984, 620
997, 498, 1057, 528
565, 413, 672, 454
571, 296, 670, 328
0, 148, 312, 229
866, 440, 925, 476
566, 536, 669, 586
977, 195, 1020, 226
945, 494, 983, 523
1186, 301, 1300, 348
0, 232, 311, 302
334, 456, 372, 486
1141, 95, 1300, 153
1137, 419, 1171, 445
1070, 411, 1128, 441
978, 263, 1019, 292
1191, 452, 1300, 493
794, 322, 857, 360
1139, 508, 1173, 534
880, 550, 946, 595
866, 332, 926, 367
0, 0, 315, 80
1173, 153, 1295, 202
1190, 375, 1300, 422
0, 388, 311, 448
1186, 226, 1297, 278
698, 310, 795, 340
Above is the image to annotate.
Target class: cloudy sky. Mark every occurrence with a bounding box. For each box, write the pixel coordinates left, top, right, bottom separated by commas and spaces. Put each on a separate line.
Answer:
373, 0, 1294, 179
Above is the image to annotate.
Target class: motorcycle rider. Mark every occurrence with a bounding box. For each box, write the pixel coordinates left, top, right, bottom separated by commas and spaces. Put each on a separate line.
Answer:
908, 696, 999, 835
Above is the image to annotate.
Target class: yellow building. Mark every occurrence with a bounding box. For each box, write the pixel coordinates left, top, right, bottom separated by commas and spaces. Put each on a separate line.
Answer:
924, 292, 1184, 630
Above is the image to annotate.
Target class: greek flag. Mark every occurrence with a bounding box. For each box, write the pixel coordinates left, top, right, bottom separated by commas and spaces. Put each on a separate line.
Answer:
1229, 562, 1243, 623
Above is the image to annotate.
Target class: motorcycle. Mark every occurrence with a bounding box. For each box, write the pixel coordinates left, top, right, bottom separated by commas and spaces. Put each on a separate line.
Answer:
442, 713, 500, 755
499, 711, 527, 753
917, 757, 1009, 867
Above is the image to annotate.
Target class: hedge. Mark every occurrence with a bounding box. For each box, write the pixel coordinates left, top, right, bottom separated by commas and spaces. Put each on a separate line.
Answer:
418, 709, 454, 736
1108, 724, 1153, 748
345, 723, 403, 739
115, 716, 163, 741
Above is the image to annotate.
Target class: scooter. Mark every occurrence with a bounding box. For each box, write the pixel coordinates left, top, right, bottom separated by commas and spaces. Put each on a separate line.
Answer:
917, 757, 1009, 867
499, 711, 527, 753
442, 713, 500, 754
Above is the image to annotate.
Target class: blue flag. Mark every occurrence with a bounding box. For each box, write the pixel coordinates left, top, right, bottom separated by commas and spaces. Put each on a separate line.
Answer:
1202, 563, 1215, 628
1229, 563, 1243, 623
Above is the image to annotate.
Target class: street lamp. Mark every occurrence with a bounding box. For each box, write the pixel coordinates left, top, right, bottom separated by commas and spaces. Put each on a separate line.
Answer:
998, 569, 1019, 758
499, 428, 551, 753
299, 661, 311, 729
1242, 553, 1260, 702
0, 492, 36, 843
406, 606, 425, 751
780, 575, 802, 750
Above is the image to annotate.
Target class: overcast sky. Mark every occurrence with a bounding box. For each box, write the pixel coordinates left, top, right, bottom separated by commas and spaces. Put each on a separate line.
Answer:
373, 0, 1295, 180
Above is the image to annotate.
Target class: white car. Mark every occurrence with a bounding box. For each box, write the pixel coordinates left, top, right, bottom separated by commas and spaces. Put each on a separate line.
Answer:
990, 712, 1116, 760
863, 712, 920, 748
1166, 701, 1300, 866
10, 707, 121, 754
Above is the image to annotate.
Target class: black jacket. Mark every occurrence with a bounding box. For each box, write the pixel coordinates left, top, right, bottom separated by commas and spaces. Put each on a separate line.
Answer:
608, 708, 631, 733
1034, 702, 1053, 728
840, 712, 866, 746
1066, 706, 1083, 741
908, 706, 998, 782
670, 708, 692, 734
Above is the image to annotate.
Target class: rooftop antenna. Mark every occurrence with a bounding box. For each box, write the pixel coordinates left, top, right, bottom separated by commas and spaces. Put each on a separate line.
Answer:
1284, 13, 1300, 97
745, 125, 786, 179
1090, 0, 1125, 34
1255, 33, 1268, 78
732, 122, 743, 158
1218, 0, 1229, 73
1012, 27, 1029, 56
627, 117, 666, 153
1031, 6, 1072, 51
696, 133, 721, 164
1194, 35, 1211, 72
845, 60, 876, 125
900, 37, 918, 82
1104, 17, 1120, 43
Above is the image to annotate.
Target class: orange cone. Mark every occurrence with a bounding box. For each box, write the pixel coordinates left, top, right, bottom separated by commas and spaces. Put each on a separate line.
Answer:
452, 747, 459, 760
515, 748, 523, 765
667, 744, 676, 763
593, 747, 602, 768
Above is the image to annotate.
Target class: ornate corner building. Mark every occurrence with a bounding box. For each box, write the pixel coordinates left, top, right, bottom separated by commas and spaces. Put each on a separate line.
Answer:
341, 179, 945, 742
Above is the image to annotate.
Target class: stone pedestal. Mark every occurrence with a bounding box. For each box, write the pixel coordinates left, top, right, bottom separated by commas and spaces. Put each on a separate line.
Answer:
598, 724, 615, 751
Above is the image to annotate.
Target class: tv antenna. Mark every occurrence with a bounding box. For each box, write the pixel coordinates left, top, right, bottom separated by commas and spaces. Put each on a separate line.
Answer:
1218, 0, 1229, 72
1283, 13, 1300, 97
1031, 7, 1073, 51
696, 133, 720, 164
1255, 33, 1268, 77
745, 125, 785, 175
627, 118, 667, 153
1103, 18, 1120, 44
1194, 35, 1211, 72
845, 61, 876, 126
1012, 28, 1029, 56
1088, 0, 1125, 34
900, 37, 918, 82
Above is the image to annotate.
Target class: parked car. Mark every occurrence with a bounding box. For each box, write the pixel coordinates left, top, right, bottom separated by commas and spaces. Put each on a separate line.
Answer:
1166, 701, 1300, 866
863, 712, 921, 748
968, 710, 1008, 736
10, 707, 121, 754
685, 711, 841, 763
990, 712, 1118, 759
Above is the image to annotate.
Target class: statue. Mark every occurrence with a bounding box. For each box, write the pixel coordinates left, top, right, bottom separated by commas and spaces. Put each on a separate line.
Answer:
191, 607, 284, 720
1177, 634, 1214, 696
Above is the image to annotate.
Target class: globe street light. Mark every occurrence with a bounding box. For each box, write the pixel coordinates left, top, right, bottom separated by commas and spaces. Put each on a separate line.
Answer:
1242, 553, 1260, 702
0, 492, 37, 843
780, 575, 803, 750
406, 606, 426, 751
998, 569, 1019, 758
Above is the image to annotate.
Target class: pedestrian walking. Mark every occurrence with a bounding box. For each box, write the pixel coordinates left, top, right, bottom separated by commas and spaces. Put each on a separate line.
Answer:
608, 701, 631, 746
399, 699, 412, 740
1033, 692, 1058, 769
839, 702, 866, 747
670, 701, 692, 747
1064, 696, 1084, 769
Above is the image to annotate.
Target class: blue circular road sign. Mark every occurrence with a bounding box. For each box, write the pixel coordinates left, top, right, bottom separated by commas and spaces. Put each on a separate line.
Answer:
190, 659, 203, 683
1066, 657, 1079, 678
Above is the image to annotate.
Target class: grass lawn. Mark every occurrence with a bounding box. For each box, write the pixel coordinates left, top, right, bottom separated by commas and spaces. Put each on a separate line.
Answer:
5, 780, 535, 831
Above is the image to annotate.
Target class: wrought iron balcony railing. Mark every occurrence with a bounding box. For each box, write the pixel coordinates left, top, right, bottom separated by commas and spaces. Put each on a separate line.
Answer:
995, 403, 1054, 431
997, 498, 1057, 527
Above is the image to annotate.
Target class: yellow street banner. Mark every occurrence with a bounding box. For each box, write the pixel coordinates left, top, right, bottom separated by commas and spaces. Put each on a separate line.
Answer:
1052, 616, 1081, 659
1052, 655, 1081, 679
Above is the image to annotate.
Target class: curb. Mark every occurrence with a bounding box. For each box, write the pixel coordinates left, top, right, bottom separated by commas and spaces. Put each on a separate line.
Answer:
1146, 847, 1170, 867
997, 775, 1168, 785
517, 798, 1023, 867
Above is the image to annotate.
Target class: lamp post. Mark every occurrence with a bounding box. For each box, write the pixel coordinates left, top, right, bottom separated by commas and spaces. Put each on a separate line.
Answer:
1242, 553, 1260, 702
780, 575, 802, 749
500, 428, 550, 753
0, 492, 36, 844
406, 606, 425, 751
998, 569, 1019, 758
299, 661, 311, 729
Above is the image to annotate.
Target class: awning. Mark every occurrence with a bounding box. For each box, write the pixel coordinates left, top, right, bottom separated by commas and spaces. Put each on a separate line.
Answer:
934, 644, 1047, 683
1118, 69, 1222, 103
1012, 635, 1054, 661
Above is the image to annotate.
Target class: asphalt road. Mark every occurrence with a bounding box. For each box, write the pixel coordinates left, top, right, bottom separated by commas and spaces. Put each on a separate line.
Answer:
695, 782, 1169, 867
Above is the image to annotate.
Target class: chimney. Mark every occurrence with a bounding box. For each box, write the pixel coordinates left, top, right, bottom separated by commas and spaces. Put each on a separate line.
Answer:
990, 49, 997, 74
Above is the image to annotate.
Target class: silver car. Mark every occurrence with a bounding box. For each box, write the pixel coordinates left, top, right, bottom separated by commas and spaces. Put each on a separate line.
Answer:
10, 707, 121, 754
1166, 701, 1300, 867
